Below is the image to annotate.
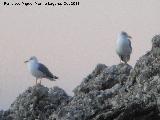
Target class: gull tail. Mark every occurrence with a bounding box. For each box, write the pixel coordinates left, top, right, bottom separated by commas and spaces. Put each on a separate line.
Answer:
48, 75, 58, 81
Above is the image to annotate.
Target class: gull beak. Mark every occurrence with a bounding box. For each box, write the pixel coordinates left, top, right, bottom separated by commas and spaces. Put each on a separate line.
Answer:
24, 60, 29, 63
128, 35, 132, 39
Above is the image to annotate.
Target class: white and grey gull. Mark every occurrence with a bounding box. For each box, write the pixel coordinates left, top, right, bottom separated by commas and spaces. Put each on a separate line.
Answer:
25, 56, 58, 84
116, 31, 132, 64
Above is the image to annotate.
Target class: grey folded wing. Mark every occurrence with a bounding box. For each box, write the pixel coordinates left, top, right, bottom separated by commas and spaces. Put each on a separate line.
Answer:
38, 63, 54, 79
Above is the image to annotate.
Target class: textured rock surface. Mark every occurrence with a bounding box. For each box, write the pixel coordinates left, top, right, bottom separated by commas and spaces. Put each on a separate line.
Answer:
54, 64, 132, 120
2, 84, 70, 120
1, 35, 160, 120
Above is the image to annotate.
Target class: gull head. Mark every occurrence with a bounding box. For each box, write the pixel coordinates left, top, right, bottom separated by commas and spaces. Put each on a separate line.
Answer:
24, 56, 38, 63
120, 31, 132, 39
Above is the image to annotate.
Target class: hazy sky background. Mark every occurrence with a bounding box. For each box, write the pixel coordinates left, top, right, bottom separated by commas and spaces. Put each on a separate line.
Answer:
0, 0, 160, 110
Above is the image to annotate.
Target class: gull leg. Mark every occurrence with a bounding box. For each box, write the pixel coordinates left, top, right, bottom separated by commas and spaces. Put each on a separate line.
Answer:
120, 56, 123, 64
40, 79, 42, 85
120, 56, 125, 64
36, 78, 38, 85
120, 59, 122, 63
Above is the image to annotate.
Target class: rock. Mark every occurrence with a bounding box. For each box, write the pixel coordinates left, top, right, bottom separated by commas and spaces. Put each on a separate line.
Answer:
55, 63, 132, 120
6, 84, 70, 120
74, 63, 132, 95
0, 110, 13, 120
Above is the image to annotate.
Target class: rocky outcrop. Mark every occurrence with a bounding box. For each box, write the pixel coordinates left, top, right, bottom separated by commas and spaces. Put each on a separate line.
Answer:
3, 85, 70, 120
1, 35, 160, 120
54, 63, 132, 120
0, 110, 13, 120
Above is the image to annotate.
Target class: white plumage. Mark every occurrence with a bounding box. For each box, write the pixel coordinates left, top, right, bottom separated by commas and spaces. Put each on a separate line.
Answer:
116, 31, 132, 63
25, 56, 58, 84
27, 58, 44, 78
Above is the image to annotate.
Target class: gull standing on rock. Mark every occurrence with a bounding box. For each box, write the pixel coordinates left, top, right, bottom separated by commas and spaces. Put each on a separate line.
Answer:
116, 31, 132, 64
25, 56, 58, 85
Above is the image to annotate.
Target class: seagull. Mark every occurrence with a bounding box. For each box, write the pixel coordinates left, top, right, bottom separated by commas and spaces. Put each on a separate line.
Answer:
25, 56, 58, 85
116, 31, 132, 64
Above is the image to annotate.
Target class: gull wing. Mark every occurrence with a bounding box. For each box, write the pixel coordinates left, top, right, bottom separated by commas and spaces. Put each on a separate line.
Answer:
38, 63, 54, 78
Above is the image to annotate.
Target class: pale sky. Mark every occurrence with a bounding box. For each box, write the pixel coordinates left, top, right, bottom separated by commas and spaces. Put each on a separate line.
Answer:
0, 0, 160, 109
